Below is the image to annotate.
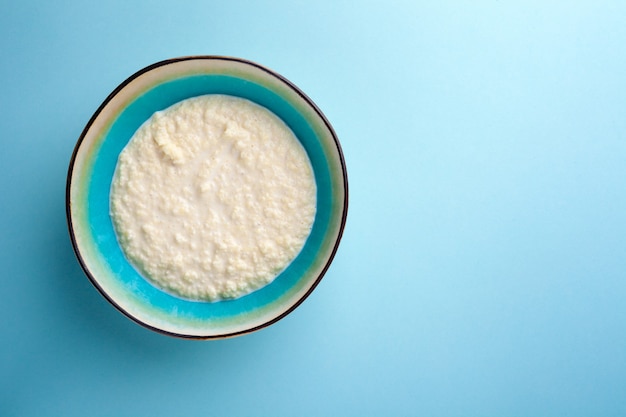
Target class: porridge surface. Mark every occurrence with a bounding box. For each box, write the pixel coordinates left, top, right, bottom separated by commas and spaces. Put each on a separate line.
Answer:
110, 94, 316, 301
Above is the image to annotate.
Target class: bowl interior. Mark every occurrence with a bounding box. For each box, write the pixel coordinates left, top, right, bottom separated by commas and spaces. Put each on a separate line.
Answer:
68, 57, 347, 338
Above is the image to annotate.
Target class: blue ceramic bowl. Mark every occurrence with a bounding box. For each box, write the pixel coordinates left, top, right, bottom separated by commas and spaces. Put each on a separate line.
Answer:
66, 56, 348, 339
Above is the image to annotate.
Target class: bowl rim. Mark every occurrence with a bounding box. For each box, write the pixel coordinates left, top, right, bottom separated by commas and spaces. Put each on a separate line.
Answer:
65, 55, 349, 339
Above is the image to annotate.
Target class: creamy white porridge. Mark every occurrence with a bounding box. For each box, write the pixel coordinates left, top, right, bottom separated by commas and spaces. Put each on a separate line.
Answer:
110, 95, 316, 301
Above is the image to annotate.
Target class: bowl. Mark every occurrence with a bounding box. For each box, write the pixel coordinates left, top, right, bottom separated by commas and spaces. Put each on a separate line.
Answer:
66, 56, 348, 339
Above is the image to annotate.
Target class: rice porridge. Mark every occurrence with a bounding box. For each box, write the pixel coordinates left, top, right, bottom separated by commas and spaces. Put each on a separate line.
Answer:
110, 95, 316, 301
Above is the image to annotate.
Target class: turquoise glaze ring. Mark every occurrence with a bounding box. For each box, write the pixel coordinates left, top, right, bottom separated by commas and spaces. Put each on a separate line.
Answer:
66, 56, 348, 339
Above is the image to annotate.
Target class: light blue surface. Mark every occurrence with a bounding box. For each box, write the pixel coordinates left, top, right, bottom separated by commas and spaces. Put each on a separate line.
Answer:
1, 1, 625, 416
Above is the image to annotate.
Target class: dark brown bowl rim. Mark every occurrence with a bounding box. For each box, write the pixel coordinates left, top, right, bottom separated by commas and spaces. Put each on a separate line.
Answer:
65, 55, 349, 339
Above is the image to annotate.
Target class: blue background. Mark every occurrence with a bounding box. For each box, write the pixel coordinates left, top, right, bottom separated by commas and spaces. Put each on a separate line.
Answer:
1, 1, 625, 416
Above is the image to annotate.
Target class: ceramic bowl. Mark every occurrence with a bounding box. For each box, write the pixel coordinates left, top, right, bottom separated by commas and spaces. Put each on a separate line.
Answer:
66, 56, 348, 339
